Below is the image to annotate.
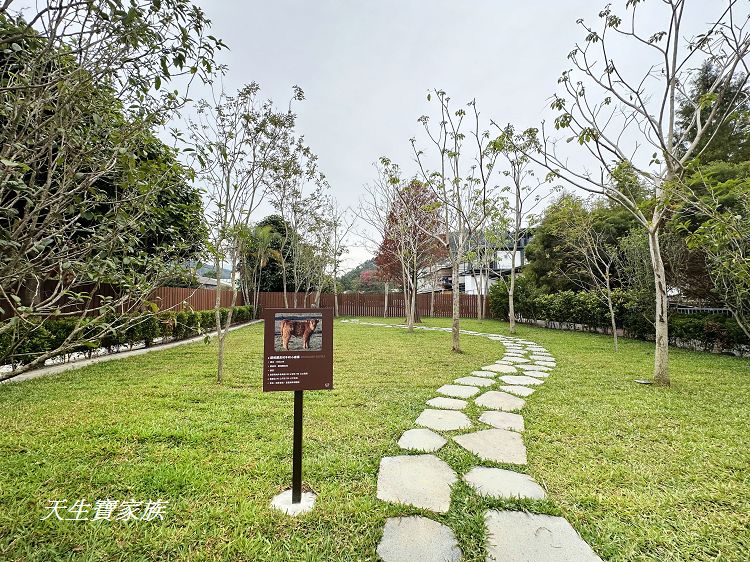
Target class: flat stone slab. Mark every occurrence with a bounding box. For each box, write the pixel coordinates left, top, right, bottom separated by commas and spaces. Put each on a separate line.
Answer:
518, 364, 552, 372
523, 370, 550, 378
471, 370, 498, 378
500, 375, 545, 386
502, 356, 530, 364
454, 376, 495, 387
464, 467, 545, 500
427, 397, 467, 410
482, 364, 517, 374
398, 428, 447, 452
475, 391, 526, 412
416, 409, 472, 431
453, 428, 527, 464
529, 354, 554, 361
377, 516, 462, 562
479, 410, 525, 432
503, 351, 526, 356
485, 510, 602, 561
436, 384, 480, 398
500, 385, 536, 397
535, 361, 557, 368
377, 455, 457, 513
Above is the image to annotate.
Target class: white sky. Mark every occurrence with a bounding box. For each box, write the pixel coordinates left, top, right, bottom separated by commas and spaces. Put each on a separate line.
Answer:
184, 0, 726, 270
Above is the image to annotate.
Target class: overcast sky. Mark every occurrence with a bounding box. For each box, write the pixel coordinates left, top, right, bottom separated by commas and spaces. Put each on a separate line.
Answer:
187, 1, 719, 270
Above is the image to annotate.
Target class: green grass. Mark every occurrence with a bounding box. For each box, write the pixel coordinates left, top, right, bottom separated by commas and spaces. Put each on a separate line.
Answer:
1, 317, 749, 561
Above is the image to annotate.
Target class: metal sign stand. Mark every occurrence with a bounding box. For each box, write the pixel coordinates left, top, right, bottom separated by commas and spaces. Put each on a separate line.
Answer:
291, 390, 303, 504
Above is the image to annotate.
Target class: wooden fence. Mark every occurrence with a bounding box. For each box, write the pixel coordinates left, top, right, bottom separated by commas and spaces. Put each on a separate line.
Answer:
9, 284, 487, 319
149, 286, 244, 311
255, 291, 485, 318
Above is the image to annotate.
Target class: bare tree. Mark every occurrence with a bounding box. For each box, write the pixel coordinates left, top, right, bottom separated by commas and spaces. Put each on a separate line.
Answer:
186, 83, 301, 383
494, 127, 550, 333
554, 196, 624, 350
327, 203, 355, 317
411, 91, 500, 351
518, 1, 750, 384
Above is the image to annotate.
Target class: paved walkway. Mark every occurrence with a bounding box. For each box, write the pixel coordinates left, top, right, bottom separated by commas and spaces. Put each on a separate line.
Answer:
342, 319, 602, 562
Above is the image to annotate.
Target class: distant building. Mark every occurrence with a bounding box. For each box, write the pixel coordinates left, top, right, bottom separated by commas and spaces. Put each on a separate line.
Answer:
418, 231, 533, 295
196, 275, 237, 289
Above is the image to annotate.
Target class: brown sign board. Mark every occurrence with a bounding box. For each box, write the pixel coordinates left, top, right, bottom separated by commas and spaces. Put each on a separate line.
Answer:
263, 307, 333, 392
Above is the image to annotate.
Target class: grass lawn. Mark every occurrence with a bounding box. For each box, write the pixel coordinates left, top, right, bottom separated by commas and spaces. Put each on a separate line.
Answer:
1, 317, 749, 561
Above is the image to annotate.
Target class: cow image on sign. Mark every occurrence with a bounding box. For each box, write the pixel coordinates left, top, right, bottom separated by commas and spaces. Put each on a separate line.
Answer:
263, 308, 333, 515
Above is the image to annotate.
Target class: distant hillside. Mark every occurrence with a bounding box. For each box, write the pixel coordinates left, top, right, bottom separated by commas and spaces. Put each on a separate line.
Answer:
339, 258, 380, 292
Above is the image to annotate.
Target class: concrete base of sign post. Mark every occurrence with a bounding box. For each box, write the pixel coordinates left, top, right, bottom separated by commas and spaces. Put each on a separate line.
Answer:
270, 489, 317, 516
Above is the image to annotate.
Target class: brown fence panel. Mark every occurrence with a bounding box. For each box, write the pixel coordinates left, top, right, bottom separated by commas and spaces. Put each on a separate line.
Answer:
254, 291, 489, 319
150, 287, 244, 311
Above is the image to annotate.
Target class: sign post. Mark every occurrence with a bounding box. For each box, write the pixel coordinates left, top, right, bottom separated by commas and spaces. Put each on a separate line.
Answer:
263, 307, 333, 515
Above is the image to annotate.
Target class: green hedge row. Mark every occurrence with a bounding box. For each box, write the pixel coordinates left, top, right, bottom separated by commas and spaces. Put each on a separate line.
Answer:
488, 280, 748, 352
1, 305, 254, 367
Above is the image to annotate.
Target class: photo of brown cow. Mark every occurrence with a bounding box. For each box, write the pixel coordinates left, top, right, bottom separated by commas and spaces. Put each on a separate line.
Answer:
274, 312, 323, 352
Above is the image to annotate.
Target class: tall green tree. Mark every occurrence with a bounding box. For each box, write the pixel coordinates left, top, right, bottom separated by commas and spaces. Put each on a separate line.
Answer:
0, 3, 222, 378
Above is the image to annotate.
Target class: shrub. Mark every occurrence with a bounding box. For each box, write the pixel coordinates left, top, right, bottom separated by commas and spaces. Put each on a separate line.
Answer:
1, 305, 254, 367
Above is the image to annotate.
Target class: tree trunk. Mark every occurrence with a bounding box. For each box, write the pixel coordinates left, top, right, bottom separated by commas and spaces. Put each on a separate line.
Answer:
648, 228, 670, 385
429, 277, 435, 317
451, 259, 460, 352
402, 265, 413, 331
413, 266, 421, 323
213, 257, 224, 384
384, 281, 389, 317
333, 269, 339, 317
281, 259, 289, 308
605, 275, 618, 352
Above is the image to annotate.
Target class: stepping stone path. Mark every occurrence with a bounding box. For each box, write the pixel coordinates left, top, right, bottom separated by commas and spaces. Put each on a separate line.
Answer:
500, 385, 536, 397
426, 397, 466, 410
436, 384, 480, 398
376, 455, 456, 513
377, 516, 461, 562
518, 364, 552, 372
454, 375, 495, 387
501, 356, 530, 363
479, 410, 525, 431
485, 511, 602, 561
416, 409, 472, 431
464, 467, 546, 499
398, 428, 446, 452
481, 364, 517, 373
351, 320, 603, 561
500, 374, 545, 386
475, 390, 526, 412
454, 428, 527, 464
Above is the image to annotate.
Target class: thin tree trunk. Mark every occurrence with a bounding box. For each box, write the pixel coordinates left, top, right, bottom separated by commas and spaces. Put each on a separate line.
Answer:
333, 266, 339, 317
281, 258, 289, 308
413, 264, 421, 323
429, 273, 435, 317
451, 259, 460, 352
648, 228, 670, 385
213, 257, 224, 384
509, 245, 518, 334
402, 264, 413, 331
384, 281, 389, 317
605, 274, 618, 352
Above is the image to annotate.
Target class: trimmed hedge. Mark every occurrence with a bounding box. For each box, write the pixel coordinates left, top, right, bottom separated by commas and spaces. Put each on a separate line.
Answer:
488, 280, 748, 353
1, 305, 254, 367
